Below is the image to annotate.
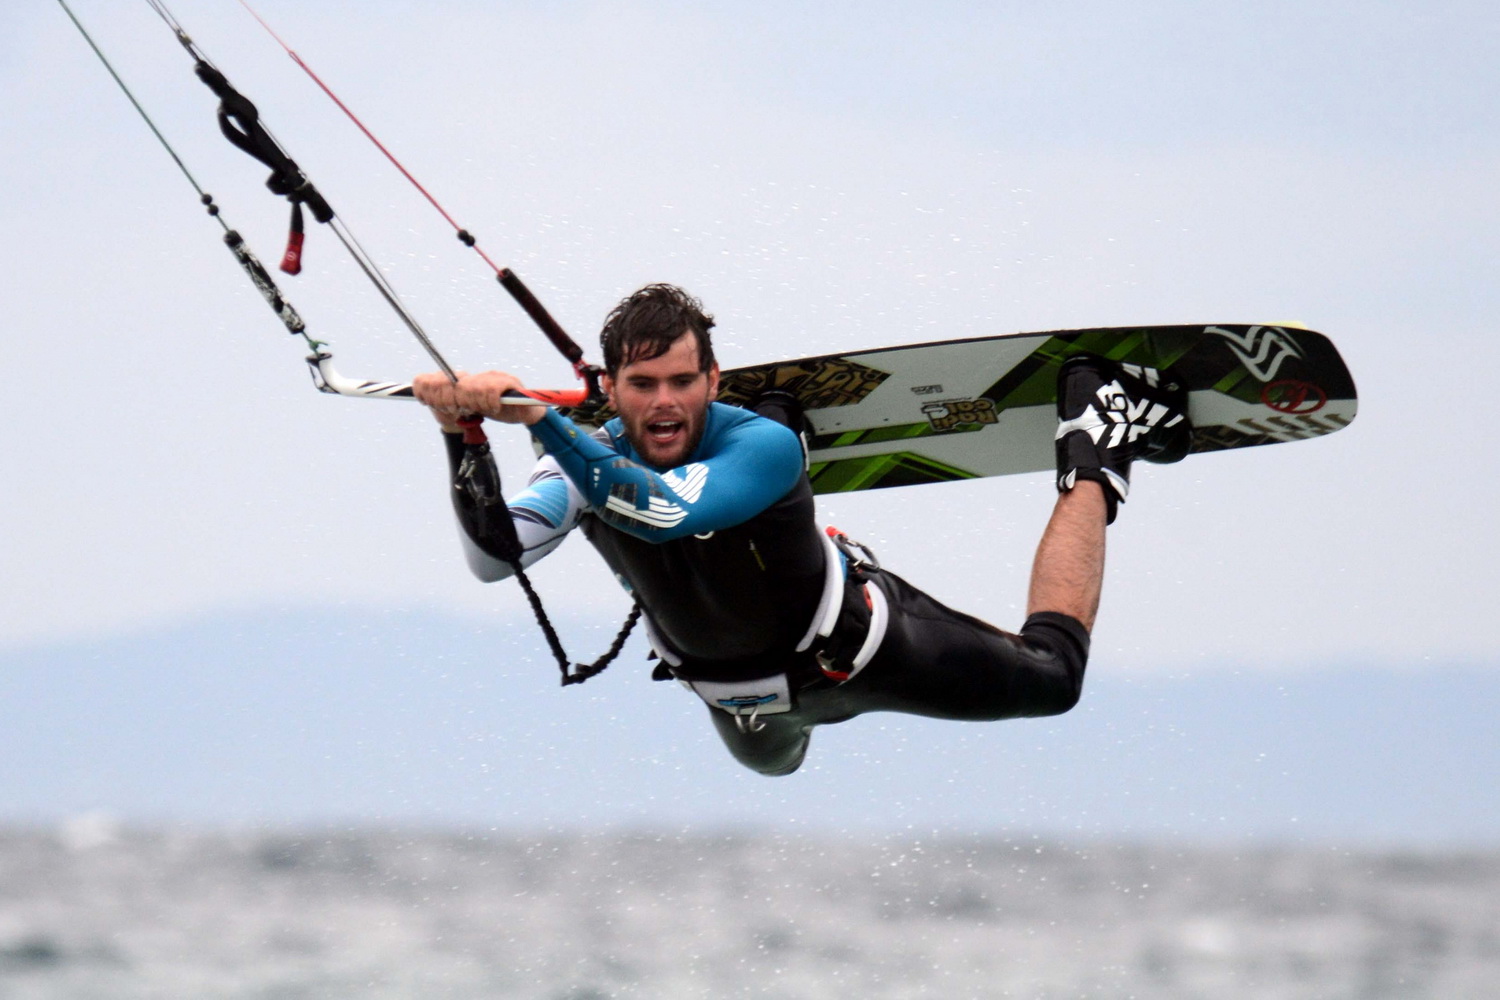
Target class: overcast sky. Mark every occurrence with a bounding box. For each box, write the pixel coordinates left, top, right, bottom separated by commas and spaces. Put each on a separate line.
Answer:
6, 0, 1499, 681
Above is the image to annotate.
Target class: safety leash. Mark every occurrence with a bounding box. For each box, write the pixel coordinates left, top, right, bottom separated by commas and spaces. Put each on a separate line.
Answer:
62, 0, 635, 684
227, 0, 639, 681
455, 416, 640, 685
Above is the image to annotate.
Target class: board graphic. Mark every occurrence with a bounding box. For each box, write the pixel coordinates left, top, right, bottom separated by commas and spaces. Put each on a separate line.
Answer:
559, 324, 1357, 494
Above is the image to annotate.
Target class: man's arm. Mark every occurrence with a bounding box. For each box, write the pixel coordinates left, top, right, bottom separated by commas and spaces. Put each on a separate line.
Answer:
528, 406, 804, 542
443, 438, 583, 582
414, 368, 804, 544
414, 370, 579, 581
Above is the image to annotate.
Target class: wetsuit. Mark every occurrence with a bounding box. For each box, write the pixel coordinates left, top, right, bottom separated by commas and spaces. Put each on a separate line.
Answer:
446, 402, 1090, 775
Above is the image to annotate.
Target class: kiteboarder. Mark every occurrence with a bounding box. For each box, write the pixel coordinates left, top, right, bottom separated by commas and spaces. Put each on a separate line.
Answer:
414, 283, 1189, 775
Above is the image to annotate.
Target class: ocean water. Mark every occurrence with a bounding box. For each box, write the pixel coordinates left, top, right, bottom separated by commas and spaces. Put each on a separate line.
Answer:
1, 826, 1496, 999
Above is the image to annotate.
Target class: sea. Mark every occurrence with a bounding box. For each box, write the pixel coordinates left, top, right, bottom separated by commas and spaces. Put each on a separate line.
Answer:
1, 824, 1495, 999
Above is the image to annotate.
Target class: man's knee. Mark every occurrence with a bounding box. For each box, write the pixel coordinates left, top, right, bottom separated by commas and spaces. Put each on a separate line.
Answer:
1017, 611, 1091, 716
1045, 679, 1084, 716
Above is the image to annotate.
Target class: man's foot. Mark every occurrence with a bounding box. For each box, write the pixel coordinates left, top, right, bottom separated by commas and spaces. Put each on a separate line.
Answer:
1055, 356, 1190, 523
754, 389, 810, 467
753, 389, 806, 433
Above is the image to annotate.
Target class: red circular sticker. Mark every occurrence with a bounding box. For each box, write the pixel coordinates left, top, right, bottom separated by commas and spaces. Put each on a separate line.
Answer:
1262, 379, 1327, 414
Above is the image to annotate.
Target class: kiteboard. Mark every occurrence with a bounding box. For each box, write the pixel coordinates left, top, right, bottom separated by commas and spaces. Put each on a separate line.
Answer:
559, 323, 1357, 495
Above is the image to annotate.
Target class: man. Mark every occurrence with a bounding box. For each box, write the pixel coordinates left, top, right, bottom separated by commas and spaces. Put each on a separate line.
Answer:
414, 284, 1188, 775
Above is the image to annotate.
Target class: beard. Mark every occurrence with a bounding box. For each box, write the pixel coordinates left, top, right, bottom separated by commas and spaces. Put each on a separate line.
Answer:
623, 404, 710, 469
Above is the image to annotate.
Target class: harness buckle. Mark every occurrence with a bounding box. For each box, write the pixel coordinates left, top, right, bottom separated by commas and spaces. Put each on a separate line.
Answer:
735, 705, 769, 733
826, 526, 880, 573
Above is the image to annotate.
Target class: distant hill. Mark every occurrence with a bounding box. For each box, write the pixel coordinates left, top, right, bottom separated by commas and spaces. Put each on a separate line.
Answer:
3, 607, 1495, 846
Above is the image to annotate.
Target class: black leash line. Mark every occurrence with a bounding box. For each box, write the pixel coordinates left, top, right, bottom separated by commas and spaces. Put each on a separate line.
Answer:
60, 0, 633, 683
222, 1, 633, 680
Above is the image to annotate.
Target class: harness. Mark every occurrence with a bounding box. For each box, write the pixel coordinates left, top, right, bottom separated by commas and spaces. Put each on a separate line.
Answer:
655, 527, 891, 731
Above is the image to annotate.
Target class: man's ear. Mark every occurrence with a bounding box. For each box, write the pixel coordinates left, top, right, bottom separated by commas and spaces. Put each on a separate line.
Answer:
706, 363, 721, 401
601, 373, 617, 409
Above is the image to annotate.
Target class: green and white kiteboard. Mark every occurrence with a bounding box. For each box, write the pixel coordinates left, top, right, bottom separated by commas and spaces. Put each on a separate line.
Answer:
561, 323, 1357, 495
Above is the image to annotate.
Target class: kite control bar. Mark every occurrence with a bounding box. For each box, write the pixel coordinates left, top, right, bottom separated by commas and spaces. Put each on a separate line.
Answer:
306, 351, 590, 408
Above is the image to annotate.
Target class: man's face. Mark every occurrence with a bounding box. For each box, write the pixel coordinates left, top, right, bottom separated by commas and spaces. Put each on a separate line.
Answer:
602, 333, 720, 469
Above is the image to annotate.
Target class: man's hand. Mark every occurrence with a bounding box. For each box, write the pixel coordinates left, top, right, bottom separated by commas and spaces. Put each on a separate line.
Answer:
411, 370, 547, 430
412, 371, 467, 432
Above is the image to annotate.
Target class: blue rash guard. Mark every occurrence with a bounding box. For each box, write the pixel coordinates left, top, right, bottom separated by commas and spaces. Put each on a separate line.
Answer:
456, 403, 829, 663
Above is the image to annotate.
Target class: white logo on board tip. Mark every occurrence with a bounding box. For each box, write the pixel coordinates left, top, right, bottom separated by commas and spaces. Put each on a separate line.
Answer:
1207, 325, 1305, 382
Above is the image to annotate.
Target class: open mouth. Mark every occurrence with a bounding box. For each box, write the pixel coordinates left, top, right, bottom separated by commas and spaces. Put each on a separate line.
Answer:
647, 419, 684, 443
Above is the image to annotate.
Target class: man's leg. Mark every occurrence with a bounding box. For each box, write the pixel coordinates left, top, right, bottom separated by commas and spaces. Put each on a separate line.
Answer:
1027, 480, 1107, 632
706, 360, 1183, 766
1038, 354, 1192, 633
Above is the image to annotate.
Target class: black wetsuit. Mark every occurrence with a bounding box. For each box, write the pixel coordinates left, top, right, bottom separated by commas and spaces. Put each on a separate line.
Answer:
447, 402, 1089, 775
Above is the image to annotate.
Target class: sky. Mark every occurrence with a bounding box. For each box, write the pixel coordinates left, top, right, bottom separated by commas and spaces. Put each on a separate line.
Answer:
3, 2, 1499, 833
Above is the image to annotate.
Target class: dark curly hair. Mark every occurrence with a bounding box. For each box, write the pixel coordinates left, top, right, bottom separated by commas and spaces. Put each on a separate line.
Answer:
599, 283, 716, 376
